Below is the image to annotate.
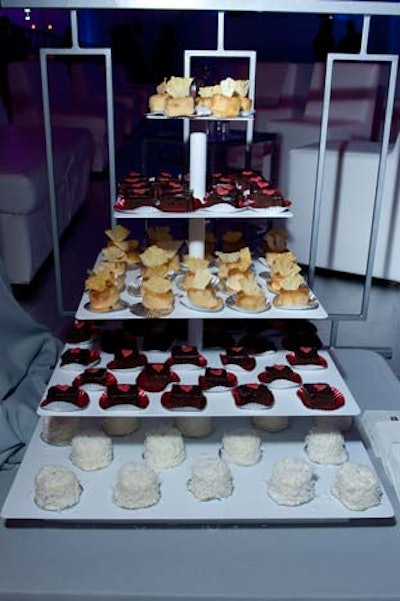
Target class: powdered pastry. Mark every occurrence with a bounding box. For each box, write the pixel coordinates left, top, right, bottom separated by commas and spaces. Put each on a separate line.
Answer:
41, 416, 80, 446
102, 417, 140, 437
70, 429, 113, 471
305, 425, 348, 465
143, 426, 186, 469
267, 457, 316, 506
252, 415, 289, 432
331, 461, 382, 511
174, 416, 214, 438
113, 461, 160, 509
188, 456, 233, 501
34, 465, 82, 511
221, 428, 262, 466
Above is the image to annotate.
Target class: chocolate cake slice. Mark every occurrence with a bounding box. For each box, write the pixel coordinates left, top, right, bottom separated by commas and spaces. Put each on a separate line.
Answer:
136, 363, 180, 392
107, 348, 147, 370
286, 346, 327, 368
198, 368, 238, 391
297, 383, 345, 410
41, 385, 89, 409
232, 383, 274, 408
64, 320, 93, 344
60, 348, 100, 367
72, 368, 117, 389
258, 364, 302, 385
167, 344, 207, 367
161, 384, 207, 410
99, 383, 149, 410
220, 347, 256, 371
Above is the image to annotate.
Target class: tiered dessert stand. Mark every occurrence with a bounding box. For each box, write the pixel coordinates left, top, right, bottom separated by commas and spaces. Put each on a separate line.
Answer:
1, 12, 394, 524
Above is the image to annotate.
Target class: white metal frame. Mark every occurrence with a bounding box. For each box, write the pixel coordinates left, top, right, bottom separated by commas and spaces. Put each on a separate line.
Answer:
39, 10, 117, 315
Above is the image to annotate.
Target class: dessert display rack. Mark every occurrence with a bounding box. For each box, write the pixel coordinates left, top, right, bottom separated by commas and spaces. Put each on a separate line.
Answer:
2, 3, 397, 525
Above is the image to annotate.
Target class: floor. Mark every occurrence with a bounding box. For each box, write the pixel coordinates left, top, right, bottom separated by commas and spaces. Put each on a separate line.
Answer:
11, 127, 400, 379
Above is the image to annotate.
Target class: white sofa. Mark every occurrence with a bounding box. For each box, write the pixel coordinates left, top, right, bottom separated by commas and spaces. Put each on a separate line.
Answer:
8, 59, 126, 173
287, 134, 400, 282
0, 98, 93, 284
261, 61, 382, 194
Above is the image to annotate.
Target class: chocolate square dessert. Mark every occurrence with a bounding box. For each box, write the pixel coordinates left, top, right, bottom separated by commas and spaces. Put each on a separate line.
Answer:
60, 348, 100, 368
297, 383, 345, 410
198, 368, 238, 391
220, 347, 256, 371
161, 384, 207, 410
41, 385, 89, 409
107, 348, 147, 370
99, 383, 149, 410
237, 333, 277, 355
232, 383, 274, 408
258, 364, 302, 385
136, 363, 180, 392
286, 346, 327, 368
64, 320, 93, 344
167, 344, 207, 367
72, 368, 117, 389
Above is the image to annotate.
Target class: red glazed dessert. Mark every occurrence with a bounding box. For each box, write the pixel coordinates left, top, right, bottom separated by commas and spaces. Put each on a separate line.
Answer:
258, 364, 302, 385
99, 384, 149, 410
232, 383, 274, 408
237, 333, 277, 355
198, 368, 238, 391
136, 363, 180, 392
107, 349, 147, 370
64, 320, 93, 344
60, 348, 100, 368
297, 383, 345, 410
99, 327, 138, 354
41, 385, 89, 409
286, 347, 328, 368
167, 344, 207, 367
220, 347, 256, 371
161, 384, 207, 410
73, 368, 117, 389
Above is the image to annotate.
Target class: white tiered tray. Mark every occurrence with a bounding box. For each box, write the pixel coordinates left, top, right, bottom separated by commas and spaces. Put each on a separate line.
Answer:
75, 259, 328, 321
1, 416, 393, 523
37, 350, 361, 418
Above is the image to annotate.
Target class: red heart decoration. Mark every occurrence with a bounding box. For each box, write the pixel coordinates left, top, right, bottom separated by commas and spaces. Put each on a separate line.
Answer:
118, 384, 130, 392
247, 383, 259, 389
181, 385, 193, 392
210, 369, 223, 376
315, 384, 327, 392
122, 349, 132, 358
182, 345, 193, 352
153, 364, 164, 373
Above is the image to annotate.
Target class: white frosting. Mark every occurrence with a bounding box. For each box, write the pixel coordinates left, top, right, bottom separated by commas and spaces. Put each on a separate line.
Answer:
305, 425, 348, 465
34, 465, 82, 511
175, 416, 214, 438
188, 456, 233, 501
331, 461, 382, 511
143, 426, 186, 469
252, 416, 289, 432
102, 417, 140, 437
41, 416, 80, 445
70, 429, 113, 471
314, 415, 352, 432
113, 461, 160, 509
221, 428, 262, 466
267, 457, 316, 506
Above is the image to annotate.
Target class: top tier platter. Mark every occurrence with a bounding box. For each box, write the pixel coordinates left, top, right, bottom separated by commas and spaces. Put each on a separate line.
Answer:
3, 0, 400, 16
